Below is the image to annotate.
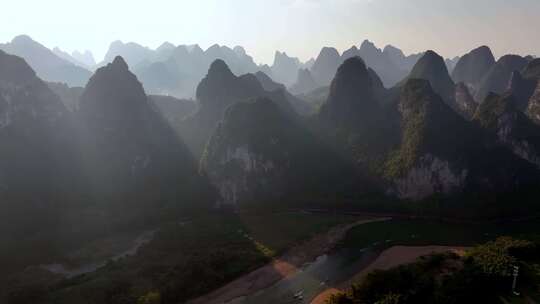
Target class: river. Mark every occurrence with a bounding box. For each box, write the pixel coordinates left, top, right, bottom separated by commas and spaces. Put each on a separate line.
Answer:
40, 229, 157, 278
227, 246, 381, 304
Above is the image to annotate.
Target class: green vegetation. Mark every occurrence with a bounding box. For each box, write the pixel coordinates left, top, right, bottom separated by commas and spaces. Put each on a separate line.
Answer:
341, 219, 540, 250
329, 237, 540, 304
4, 213, 357, 304
384, 79, 475, 179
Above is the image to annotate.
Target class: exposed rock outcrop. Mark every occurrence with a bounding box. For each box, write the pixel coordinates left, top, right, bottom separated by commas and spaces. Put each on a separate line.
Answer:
386, 79, 471, 199
386, 79, 539, 199
454, 82, 478, 120
474, 93, 540, 168
201, 98, 352, 205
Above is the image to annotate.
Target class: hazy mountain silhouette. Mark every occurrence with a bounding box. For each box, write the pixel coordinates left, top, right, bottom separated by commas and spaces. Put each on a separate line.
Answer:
133, 43, 267, 98
254, 71, 316, 115
0, 50, 83, 240
47, 81, 84, 111
311, 47, 342, 86
290, 68, 319, 95
310, 42, 425, 89
150, 95, 197, 124
452, 46, 495, 90
100, 40, 155, 68
180, 59, 298, 157
0, 35, 91, 86
53, 47, 91, 69
319, 57, 378, 128
401, 50, 481, 120
254, 71, 286, 92
72, 50, 96, 68
445, 56, 461, 74
475, 54, 529, 102
78, 56, 213, 209
357, 40, 409, 87
383, 45, 424, 73
405, 50, 456, 102
271, 51, 301, 86
318, 57, 398, 165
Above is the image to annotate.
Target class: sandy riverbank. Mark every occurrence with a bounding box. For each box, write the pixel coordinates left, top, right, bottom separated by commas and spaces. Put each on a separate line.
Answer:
187, 217, 390, 304
310, 245, 468, 304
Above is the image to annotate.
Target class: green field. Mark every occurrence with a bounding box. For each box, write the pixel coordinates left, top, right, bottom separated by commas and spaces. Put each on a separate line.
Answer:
341, 218, 540, 249
237, 212, 360, 255
4, 212, 360, 304
7, 214, 540, 304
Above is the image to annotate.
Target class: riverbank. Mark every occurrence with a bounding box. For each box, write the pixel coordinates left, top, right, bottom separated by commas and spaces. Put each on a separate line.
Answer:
310, 245, 467, 304
187, 217, 390, 304
40, 229, 157, 278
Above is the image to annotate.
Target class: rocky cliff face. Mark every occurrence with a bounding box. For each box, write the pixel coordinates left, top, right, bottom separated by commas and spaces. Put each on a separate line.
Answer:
389, 79, 540, 200
201, 98, 351, 205
383, 45, 423, 73
386, 79, 471, 199
527, 83, 540, 124
454, 82, 478, 120
512, 59, 540, 123
393, 154, 468, 200
452, 46, 495, 88
474, 93, 540, 168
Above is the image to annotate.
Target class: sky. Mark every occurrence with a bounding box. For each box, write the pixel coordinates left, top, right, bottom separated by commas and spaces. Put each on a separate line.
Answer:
1, 0, 539, 64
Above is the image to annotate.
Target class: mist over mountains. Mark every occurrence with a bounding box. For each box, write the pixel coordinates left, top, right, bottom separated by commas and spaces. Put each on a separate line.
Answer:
1, 32, 540, 303
1, 35, 463, 99
1, 34, 538, 211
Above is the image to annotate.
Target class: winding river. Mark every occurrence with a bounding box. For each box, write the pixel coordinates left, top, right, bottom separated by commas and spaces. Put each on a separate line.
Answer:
40, 229, 157, 278
227, 246, 381, 304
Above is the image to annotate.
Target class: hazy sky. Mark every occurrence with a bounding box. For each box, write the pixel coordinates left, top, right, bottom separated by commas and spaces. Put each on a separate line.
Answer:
2, 0, 539, 64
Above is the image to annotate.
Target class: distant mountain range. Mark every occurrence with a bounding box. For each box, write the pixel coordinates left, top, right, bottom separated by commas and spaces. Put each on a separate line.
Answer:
1, 35, 468, 100
0, 35, 92, 87
2, 35, 540, 301
0, 35, 538, 221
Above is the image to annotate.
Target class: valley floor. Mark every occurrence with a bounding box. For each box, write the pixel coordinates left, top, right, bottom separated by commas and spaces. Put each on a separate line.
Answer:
310, 245, 468, 304
187, 217, 389, 304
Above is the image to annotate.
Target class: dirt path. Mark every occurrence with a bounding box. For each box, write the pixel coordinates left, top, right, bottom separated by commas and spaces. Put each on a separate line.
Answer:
187, 217, 390, 304
310, 245, 468, 304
